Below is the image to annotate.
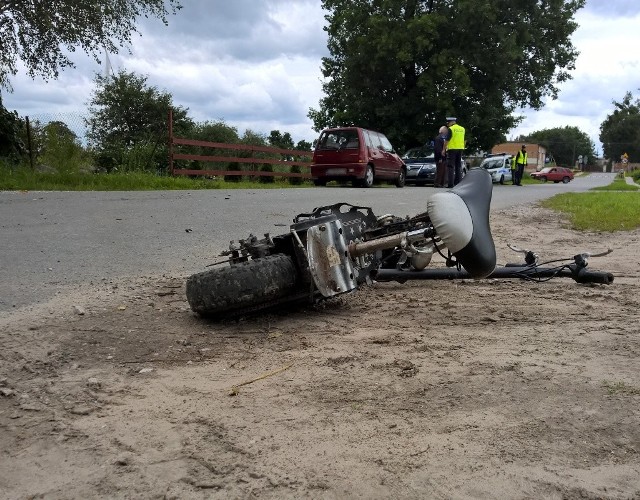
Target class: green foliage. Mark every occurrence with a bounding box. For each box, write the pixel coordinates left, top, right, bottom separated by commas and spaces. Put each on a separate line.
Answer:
541, 191, 640, 231
288, 164, 304, 185
225, 162, 242, 182
599, 91, 640, 163
295, 139, 313, 152
0, 96, 25, 163
0, 0, 181, 90
591, 177, 639, 191
86, 70, 192, 172
518, 126, 595, 167
268, 130, 295, 150
37, 121, 90, 173
177, 120, 240, 171
240, 129, 268, 146
0, 167, 311, 191
259, 163, 275, 183
311, 0, 584, 151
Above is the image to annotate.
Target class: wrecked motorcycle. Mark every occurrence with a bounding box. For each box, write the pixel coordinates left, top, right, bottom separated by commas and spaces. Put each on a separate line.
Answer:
186, 169, 613, 319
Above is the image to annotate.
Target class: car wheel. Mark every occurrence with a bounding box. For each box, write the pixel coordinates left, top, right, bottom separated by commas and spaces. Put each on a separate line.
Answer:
313, 179, 327, 187
395, 168, 406, 188
499, 174, 505, 185
562, 176, 570, 183
360, 165, 374, 188
540, 176, 547, 182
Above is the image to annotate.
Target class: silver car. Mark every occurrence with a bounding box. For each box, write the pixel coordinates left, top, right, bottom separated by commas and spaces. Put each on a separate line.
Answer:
480, 154, 513, 184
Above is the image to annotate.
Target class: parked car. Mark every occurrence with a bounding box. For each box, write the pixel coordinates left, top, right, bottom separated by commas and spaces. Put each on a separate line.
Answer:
479, 154, 513, 184
402, 146, 467, 185
530, 166, 574, 183
310, 127, 406, 188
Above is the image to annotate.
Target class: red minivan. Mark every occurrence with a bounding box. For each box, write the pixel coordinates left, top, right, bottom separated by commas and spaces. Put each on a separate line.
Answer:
311, 127, 406, 188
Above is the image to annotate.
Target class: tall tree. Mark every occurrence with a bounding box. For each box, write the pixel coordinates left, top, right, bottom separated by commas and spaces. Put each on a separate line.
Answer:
599, 91, 640, 164
518, 126, 595, 167
310, 0, 584, 152
0, 0, 181, 90
85, 70, 191, 171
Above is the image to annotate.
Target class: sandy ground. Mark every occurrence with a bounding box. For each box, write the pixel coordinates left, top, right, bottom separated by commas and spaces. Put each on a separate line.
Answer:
1, 204, 639, 500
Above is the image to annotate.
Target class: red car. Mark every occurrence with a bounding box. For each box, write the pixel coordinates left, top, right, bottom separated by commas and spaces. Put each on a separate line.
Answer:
530, 166, 574, 183
311, 127, 406, 188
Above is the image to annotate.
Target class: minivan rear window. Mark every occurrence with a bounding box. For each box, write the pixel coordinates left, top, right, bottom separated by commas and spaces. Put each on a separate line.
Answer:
317, 130, 360, 150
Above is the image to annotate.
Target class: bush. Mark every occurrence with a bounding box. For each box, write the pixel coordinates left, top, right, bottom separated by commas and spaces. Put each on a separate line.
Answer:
259, 163, 274, 183
288, 164, 304, 185
37, 121, 92, 174
225, 162, 242, 182
119, 141, 159, 173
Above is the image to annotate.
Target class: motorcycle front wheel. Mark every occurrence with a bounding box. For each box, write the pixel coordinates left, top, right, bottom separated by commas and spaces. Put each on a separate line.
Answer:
186, 254, 301, 318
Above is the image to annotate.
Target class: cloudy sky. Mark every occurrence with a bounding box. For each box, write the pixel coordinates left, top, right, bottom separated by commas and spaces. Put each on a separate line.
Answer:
4, 0, 640, 155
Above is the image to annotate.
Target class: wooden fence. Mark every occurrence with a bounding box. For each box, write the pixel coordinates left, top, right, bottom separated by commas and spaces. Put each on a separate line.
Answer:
167, 109, 312, 180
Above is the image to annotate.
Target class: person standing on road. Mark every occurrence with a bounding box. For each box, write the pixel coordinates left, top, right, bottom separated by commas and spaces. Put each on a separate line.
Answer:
513, 144, 528, 186
444, 117, 465, 188
433, 125, 448, 188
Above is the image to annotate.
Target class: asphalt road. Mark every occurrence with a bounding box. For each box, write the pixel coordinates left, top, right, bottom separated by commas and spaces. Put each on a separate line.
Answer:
0, 171, 615, 312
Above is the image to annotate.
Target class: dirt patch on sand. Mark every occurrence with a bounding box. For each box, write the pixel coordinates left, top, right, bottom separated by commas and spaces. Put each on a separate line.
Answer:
1, 205, 639, 499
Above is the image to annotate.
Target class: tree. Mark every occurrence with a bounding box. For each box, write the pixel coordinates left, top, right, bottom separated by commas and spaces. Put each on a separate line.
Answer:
192, 121, 239, 145
518, 126, 595, 167
267, 130, 295, 150
295, 139, 313, 151
0, 96, 25, 163
599, 91, 640, 164
310, 0, 584, 152
0, 0, 181, 90
85, 70, 191, 171
38, 121, 89, 173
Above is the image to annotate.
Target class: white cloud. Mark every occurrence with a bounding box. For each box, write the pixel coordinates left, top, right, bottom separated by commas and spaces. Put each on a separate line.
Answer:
511, 2, 640, 154
3, 0, 640, 152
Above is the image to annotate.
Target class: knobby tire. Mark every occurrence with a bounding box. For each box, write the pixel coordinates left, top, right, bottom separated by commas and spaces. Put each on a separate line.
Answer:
186, 254, 301, 319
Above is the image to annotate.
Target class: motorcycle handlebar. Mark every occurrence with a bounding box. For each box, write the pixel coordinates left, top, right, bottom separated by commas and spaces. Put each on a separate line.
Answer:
575, 268, 614, 284
374, 264, 614, 285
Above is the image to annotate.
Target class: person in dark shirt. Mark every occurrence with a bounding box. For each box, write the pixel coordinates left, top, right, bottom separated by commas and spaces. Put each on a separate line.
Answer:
444, 116, 465, 187
433, 125, 448, 188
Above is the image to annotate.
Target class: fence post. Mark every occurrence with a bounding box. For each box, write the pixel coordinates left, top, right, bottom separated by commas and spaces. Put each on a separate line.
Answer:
25, 116, 35, 171
167, 108, 174, 176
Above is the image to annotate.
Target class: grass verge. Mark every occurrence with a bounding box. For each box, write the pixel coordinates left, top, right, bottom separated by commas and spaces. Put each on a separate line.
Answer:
591, 177, 639, 191
541, 190, 640, 231
0, 169, 313, 191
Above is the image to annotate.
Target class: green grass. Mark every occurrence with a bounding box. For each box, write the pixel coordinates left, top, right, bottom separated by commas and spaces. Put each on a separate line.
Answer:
0, 169, 314, 191
591, 177, 639, 191
541, 190, 640, 231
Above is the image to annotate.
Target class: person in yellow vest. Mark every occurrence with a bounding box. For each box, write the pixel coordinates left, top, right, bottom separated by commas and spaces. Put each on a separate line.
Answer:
513, 144, 528, 186
443, 116, 465, 188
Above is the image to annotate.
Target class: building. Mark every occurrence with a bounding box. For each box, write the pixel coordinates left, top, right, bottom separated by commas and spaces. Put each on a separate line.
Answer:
490, 142, 547, 170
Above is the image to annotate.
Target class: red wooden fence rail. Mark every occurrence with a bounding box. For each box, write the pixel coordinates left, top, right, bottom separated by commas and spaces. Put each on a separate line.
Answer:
168, 109, 313, 179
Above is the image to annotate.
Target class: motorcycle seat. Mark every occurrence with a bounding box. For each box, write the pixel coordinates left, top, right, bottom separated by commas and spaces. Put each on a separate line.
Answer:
426, 168, 496, 278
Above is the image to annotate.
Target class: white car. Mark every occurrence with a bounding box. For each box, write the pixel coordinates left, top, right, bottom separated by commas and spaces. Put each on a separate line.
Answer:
480, 154, 513, 184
